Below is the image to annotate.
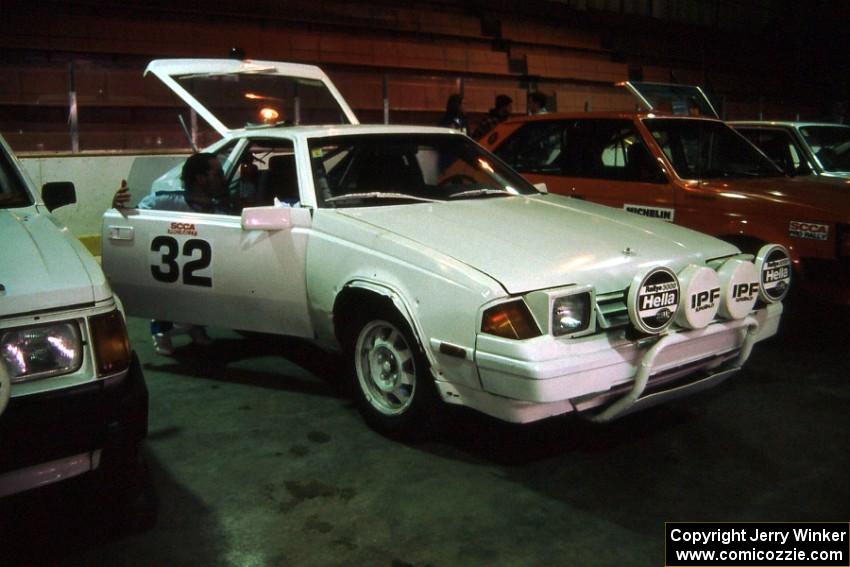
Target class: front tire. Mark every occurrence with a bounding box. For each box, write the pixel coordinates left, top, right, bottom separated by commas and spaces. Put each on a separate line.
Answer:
346, 307, 437, 439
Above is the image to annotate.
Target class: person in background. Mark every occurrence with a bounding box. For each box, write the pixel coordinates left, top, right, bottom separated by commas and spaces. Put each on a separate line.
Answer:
472, 94, 513, 140
112, 152, 227, 212
686, 96, 702, 116
527, 91, 549, 115
438, 93, 468, 134
112, 152, 227, 355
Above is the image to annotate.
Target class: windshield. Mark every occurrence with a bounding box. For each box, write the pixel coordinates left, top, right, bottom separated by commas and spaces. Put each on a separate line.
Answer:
309, 134, 539, 208
800, 125, 850, 172
624, 82, 718, 117
174, 73, 349, 129
644, 118, 783, 179
0, 146, 32, 209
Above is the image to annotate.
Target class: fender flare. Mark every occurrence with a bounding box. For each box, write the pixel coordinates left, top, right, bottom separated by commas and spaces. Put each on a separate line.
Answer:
337, 280, 439, 370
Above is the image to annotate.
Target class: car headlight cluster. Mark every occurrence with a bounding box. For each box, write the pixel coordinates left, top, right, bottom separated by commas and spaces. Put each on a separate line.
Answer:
482, 285, 595, 340
480, 244, 791, 340
1, 322, 83, 383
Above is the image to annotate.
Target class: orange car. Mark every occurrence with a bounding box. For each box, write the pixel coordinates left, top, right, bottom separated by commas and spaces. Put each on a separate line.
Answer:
481, 85, 850, 304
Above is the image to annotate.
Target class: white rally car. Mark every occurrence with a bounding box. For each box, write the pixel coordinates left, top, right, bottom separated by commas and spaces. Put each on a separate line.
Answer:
102, 59, 790, 436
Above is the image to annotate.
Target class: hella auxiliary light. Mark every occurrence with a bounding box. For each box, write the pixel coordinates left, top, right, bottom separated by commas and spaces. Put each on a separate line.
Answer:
754, 244, 791, 303
627, 266, 680, 334
525, 285, 595, 339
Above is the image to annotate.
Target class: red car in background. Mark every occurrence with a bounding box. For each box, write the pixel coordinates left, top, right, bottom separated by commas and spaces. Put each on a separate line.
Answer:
481, 83, 850, 304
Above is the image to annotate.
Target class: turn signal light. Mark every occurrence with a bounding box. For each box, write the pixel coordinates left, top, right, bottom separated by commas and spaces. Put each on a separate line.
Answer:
90, 310, 131, 377
481, 300, 542, 340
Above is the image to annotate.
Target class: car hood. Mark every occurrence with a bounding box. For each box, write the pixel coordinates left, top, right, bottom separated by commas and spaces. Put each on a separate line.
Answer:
337, 194, 738, 294
0, 209, 110, 317
697, 176, 850, 218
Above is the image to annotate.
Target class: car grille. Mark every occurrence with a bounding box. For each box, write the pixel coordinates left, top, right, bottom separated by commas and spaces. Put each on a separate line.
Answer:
595, 290, 629, 329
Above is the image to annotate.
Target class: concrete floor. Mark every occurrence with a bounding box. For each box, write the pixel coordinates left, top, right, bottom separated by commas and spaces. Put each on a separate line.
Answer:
1, 302, 848, 567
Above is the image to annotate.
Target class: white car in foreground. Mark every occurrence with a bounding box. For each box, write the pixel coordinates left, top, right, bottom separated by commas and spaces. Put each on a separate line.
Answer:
1, 135, 147, 498
102, 59, 789, 437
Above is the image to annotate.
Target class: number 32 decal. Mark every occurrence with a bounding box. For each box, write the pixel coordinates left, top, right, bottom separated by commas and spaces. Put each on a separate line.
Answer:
150, 236, 212, 287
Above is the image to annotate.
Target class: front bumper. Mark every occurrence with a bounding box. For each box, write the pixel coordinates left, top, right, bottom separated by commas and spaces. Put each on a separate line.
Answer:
0, 352, 148, 497
441, 303, 781, 423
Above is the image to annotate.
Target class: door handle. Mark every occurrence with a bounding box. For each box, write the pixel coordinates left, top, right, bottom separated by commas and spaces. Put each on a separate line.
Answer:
107, 225, 134, 241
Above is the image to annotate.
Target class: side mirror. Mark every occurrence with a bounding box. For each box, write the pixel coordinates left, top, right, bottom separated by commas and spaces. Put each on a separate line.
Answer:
533, 182, 548, 194
42, 181, 76, 212
241, 206, 293, 231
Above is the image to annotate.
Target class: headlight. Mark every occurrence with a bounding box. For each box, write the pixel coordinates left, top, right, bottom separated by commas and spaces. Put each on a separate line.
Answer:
552, 293, 592, 336
525, 285, 596, 338
90, 310, 131, 376
481, 300, 542, 340
1, 322, 83, 383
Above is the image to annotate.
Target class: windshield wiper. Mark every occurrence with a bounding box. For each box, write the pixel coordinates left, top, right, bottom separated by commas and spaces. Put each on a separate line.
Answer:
325, 192, 438, 204
447, 188, 513, 199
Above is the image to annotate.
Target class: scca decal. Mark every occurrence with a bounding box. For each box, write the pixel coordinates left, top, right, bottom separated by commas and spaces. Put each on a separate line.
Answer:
789, 221, 829, 241
168, 222, 198, 236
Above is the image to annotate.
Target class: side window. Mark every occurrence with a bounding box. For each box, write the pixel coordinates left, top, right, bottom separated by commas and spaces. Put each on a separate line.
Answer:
0, 149, 32, 208
566, 119, 665, 183
493, 122, 565, 174
229, 139, 298, 210
213, 140, 239, 173
742, 129, 809, 175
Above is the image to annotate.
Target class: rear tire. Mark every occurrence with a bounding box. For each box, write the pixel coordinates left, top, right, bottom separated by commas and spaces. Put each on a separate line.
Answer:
344, 306, 437, 439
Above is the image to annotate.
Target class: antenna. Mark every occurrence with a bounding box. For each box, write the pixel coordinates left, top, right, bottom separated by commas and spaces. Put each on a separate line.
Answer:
178, 114, 198, 152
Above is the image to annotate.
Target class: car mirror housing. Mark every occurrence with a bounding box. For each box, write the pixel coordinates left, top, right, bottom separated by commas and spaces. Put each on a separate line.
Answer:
241, 206, 295, 231
240, 205, 311, 231
42, 181, 76, 211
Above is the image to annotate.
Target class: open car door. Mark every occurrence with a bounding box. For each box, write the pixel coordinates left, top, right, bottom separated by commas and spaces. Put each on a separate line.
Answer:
619, 81, 719, 118
102, 205, 314, 337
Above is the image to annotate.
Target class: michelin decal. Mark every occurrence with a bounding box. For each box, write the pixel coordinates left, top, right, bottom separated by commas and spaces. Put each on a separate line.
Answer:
624, 204, 675, 222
